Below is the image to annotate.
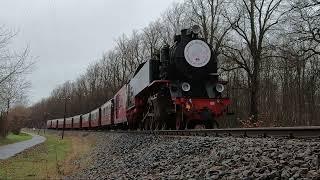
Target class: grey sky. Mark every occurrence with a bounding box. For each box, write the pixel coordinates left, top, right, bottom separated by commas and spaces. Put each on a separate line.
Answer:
0, 0, 180, 105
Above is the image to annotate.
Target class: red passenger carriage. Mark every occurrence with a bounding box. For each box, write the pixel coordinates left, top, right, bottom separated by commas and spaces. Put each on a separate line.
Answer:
101, 100, 114, 127
114, 86, 127, 126
65, 117, 73, 129
73, 115, 81, 129
90, 109, 100, 128
57, 119, 64, 129
81, 113, 90, 128
51, 120, 57, 129
46, 120, 52, 129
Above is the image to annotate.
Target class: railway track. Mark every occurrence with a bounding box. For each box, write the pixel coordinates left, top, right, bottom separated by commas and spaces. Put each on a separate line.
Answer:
126, 126, 320, 138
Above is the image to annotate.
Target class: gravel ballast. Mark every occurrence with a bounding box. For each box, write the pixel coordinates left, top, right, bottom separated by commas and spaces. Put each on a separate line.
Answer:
67, 132, 320, 179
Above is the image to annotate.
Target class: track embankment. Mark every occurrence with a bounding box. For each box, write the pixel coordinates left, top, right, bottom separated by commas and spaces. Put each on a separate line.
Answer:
66, 132, 320, 179
141, 126, 320, 138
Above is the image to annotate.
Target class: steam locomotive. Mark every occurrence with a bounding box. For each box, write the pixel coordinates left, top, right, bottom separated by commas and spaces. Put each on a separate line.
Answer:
47, 25, 231, 130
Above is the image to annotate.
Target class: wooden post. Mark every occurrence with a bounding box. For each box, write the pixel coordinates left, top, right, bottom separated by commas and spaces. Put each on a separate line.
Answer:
0, 112, 4, 138
4, 99, 10, 136
61, 98, 67, 139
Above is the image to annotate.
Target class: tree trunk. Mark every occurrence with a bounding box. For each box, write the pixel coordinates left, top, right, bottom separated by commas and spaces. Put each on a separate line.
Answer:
250, 55, 260, 123
0, 112, 8, 138
250, 78, 259, 123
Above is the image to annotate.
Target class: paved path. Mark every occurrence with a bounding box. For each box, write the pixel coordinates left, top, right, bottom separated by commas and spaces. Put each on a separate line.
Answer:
0, 133, 46, 160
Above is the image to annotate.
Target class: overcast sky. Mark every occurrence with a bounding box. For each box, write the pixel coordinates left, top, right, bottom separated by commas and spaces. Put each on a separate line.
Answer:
0, 0, 181, 105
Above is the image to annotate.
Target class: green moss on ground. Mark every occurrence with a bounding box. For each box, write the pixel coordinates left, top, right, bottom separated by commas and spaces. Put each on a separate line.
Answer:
0, 132, 32, 146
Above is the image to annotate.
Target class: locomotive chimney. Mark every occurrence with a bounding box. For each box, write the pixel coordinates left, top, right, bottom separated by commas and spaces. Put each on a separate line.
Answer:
160, 45, 169, 63
174, 35, 181, 42
159, 45, 170, 80
181, 29, 188, 37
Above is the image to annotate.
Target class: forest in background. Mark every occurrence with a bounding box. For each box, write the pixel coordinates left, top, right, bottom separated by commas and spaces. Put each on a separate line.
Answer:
28, 0, 320, 128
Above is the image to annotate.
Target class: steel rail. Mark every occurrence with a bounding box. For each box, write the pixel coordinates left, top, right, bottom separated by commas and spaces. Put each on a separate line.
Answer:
126, 126, 320, 138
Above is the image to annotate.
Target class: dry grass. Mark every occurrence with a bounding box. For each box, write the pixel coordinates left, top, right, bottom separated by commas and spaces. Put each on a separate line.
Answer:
62, 131, 96, 175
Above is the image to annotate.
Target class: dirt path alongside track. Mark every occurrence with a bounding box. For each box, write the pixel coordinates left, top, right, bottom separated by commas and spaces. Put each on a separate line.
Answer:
0, 131, 96, 179
0, 133, 46, 160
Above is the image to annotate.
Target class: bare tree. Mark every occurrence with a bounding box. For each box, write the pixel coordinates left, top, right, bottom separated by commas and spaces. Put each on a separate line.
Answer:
0, 26, 34, 137
142, 21, 162, 56
288, 0, 320, 57
224, 0, 285, 122
160, 2, 188, 44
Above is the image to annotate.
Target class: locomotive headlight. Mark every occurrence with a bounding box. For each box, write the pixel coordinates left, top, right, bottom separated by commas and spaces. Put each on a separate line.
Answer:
181, 82, 191, 92
191, 25, 201, 34
215, 83, 224, 93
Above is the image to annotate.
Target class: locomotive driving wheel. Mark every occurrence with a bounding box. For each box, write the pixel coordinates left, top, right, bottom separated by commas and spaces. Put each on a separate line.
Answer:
141, 105, 152, 130
146, 88, 173, 130
143, 118, 150, 130
152, 95, 168, 130
175, 107, 185, 130
201, 108, 219, 129
205, 120, 219, 129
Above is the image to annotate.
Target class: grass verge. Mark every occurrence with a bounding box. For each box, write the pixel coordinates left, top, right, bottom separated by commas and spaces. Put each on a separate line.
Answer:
0, 131, 96, 179
0, 132, 33, 146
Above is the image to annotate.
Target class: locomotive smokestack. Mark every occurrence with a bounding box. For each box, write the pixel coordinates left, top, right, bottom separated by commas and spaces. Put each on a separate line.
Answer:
160, 45, 170, 80
160, 45, 169, 63
181, 29, 188, 37
174, 35, 181, 42
191, 25, 201, 34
